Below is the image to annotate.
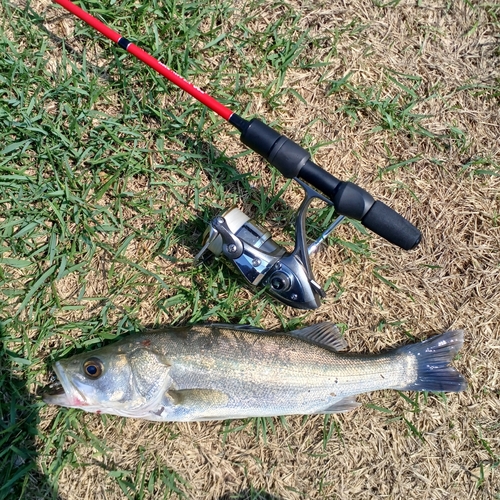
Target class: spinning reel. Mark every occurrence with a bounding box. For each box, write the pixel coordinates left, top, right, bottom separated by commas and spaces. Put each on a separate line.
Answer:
195, 180, 342, 310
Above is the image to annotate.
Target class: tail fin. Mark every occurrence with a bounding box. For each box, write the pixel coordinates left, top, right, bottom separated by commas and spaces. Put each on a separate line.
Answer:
399, 330, 467, 393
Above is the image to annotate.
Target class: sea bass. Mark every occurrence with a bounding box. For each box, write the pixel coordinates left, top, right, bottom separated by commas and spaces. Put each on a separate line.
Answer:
43, 323, 466, 421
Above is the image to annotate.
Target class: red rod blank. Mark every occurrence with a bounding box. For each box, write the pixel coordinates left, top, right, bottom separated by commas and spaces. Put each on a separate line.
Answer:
53, 0, 235, 121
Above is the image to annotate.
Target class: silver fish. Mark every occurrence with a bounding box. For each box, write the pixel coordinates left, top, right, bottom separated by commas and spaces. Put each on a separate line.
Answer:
43, 323, 466, 421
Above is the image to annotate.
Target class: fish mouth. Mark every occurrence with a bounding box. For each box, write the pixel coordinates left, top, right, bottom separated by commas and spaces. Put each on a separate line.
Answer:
43, 362, 87, 407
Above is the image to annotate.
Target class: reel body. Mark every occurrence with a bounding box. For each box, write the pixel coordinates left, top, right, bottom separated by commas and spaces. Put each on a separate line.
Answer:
196, 181, 343, 310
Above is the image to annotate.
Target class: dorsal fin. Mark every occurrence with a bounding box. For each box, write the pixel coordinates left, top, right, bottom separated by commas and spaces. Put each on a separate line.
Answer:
209, 323, 269, 335
208, 322, 347, 351
287, 322, 348, 352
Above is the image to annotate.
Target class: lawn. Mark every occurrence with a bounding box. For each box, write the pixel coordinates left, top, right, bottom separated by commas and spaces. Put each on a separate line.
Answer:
1, 0, 499, 498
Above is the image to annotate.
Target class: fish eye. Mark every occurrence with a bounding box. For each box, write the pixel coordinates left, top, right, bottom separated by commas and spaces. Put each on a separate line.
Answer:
83, 358, 104, 379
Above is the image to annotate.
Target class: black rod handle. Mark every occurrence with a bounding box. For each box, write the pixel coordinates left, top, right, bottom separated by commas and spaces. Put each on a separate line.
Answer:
300, 161, 421, 250
362, 201, 422, 250
234, 117, 421, 250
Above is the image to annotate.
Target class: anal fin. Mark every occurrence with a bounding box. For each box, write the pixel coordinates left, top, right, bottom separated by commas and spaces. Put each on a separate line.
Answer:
319, 396, 360, 414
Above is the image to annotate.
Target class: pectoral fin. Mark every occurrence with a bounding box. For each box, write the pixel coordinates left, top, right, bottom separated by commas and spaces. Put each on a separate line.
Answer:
288, 323, 348, 352
320, 396, 360, 414
166, 388, 229, 408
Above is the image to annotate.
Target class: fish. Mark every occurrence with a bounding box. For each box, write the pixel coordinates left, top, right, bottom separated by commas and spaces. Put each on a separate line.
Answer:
43, 323, 467, 421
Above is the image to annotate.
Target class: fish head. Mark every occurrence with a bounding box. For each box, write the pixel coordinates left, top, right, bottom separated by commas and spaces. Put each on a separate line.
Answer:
43, 340, 172, 418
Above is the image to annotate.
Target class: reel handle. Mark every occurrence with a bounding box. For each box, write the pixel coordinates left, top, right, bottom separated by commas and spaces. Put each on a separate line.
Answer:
235, 117, 421, 251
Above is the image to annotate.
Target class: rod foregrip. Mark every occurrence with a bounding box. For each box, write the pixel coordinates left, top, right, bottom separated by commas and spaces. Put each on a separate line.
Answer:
237, 117, 421, 250
238, 117, 311, 177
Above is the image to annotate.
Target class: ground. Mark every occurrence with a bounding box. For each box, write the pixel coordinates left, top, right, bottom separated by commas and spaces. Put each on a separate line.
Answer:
0, 0, 499, 498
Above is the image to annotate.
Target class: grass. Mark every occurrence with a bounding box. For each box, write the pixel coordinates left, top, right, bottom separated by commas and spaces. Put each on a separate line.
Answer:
1, 0, 499, 498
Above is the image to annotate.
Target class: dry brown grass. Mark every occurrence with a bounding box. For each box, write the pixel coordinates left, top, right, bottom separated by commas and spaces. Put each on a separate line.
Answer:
18, 0, 500, 498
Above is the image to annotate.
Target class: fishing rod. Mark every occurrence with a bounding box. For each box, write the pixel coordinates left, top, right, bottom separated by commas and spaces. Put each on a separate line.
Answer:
52, 0, 422, 309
